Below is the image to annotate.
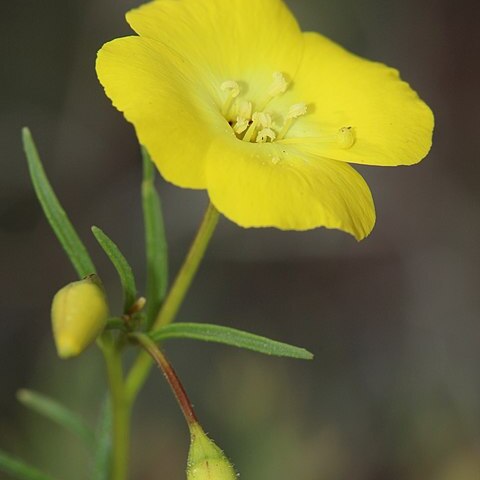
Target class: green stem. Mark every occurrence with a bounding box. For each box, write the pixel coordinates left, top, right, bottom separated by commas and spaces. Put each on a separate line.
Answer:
125, 202, 220, 404
100, 336, 130, 480
153, 202, 219, 330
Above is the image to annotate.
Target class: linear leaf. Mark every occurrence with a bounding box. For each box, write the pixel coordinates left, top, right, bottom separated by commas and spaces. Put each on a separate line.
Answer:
141, 147, 168, 327
22, 127, 96, 278
92, 226, 137, 312
0, 449, 57, 480
150, 323, 313, 360
92, 397, 112, 480
17, 389, 95, 448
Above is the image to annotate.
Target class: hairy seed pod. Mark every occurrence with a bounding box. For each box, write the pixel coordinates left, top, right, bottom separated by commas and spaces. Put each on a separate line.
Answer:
51, 275, 109, 358
187, 423, 237, 480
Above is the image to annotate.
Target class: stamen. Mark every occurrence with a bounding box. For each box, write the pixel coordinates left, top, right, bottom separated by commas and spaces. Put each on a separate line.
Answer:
236, 100, 252, 119
258, 72, 290, 111
267, 72, 289, 98
233, 117, 250, 134
253, 112, 273, 129
336, 127, 356, 149
287, 103, 308, 119
232, 101, 253, 135
242, 116, 260, 143
279, 126, 357, 150
221, 80, 240, 97
242, 112, 274, 142
277, 103, 308, 140
221, 80, 240, 116
256, 128, 276, 143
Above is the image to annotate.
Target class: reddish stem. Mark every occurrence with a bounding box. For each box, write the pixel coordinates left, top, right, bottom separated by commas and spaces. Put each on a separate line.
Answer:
131, 333, 197, 425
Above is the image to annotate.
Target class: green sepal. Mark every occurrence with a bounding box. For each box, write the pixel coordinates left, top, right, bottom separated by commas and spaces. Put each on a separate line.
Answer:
23, 127, 96, 279
141, 146, 168, 327
0, 449, 57, 480
17, 389, 95, 449
92, 226, 137, 313
150, 322, 313, 360
187, 423, 237, 480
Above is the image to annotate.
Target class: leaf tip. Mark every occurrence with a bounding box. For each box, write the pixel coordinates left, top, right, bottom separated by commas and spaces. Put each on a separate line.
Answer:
21, 127, 33, 149
304, 351, 314, 360
16, 388, 30, 403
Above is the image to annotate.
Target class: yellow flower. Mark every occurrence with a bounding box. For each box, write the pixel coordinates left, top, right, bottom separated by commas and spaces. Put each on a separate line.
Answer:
96, 0, 433, 240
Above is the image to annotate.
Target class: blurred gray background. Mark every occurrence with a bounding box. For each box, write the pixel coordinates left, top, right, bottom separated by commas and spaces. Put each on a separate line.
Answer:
1, 0, 480, 479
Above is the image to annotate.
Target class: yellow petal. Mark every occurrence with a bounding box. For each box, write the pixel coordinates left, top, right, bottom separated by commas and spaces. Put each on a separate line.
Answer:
96, 36, 225, 189
206, 136, 375, 240
277, 32, 434, 167
126, 0, 305, 107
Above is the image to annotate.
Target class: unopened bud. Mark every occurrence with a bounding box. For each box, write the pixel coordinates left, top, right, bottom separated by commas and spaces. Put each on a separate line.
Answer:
51, 275, 109, 358
187, 423, 237, 480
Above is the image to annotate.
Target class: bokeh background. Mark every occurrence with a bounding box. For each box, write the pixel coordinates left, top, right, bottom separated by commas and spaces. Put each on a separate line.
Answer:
1, 0, 480, 479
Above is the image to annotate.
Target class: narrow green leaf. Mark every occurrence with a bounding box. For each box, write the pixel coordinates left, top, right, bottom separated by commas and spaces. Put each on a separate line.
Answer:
92, 397, 112, 480
0, 449, 57, 480
150, 323, 314, 360
17, 389, 95, 448
141, 147, 168, 327
92, 226, 137, 312
22, 127, 96, 278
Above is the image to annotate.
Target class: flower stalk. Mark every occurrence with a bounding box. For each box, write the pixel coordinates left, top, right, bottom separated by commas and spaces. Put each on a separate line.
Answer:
125, 202, 220, 404
131, 333, 238, 480
154, 202, 219, 331
130, 333, 198, 425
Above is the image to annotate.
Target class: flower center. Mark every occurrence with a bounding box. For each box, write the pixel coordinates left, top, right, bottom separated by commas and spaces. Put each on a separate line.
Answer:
220, 72, 356, 149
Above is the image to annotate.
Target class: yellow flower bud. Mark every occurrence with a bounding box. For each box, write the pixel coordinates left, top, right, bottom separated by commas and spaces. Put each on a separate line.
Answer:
187, 423, 237, 480
51, 275, 109, 359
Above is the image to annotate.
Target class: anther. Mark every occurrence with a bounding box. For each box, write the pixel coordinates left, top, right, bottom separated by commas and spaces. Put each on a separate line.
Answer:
242, 115, 260, 143
256, 128, 276, 143
221, 80, 240, 98
287, 103, 308, 120
232, 101, 253, 135
336, 127, 356, 149
253, 112, 273, 129
233, 117, 250, 134
277, 103, 308, 140
267, 72, 289, 98
236, 100, 252, 119
259, 72, 290, 110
